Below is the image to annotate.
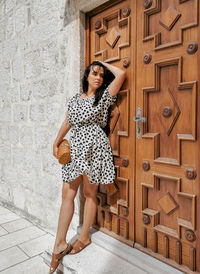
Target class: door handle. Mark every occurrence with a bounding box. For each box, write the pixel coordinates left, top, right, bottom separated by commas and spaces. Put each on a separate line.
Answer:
133, 107, 146, 139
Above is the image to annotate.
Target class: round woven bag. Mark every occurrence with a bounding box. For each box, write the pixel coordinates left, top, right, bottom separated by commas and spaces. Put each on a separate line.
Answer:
57, 139, 71, 165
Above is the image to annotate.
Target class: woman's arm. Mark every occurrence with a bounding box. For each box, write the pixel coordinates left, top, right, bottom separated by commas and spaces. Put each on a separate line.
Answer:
53, 111, 71, 158
99, 61, 126, 97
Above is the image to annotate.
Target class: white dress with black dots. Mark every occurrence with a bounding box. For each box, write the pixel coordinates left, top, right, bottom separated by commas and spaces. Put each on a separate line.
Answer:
62, 85, 117, 185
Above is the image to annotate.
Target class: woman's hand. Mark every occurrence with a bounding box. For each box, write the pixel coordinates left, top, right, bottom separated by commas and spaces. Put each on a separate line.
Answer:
97, 61, 126, 97
53, 143, 59, 159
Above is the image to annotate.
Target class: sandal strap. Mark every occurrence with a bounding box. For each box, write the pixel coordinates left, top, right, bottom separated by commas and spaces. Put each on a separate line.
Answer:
50, 243, 72, 271
71, 239, 84, 252
71, 239, 91, 253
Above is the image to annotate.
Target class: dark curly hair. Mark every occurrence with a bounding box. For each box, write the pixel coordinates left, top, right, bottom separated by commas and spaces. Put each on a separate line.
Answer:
81, 61, 115, 136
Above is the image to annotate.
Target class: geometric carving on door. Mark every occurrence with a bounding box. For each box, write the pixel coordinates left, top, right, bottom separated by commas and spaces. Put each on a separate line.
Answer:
110, 103, 120, 134
159, 7, 181, 31
158, 192, 178, 214
111, 89, 130, 157
162, 88, 181, 136
96, 174, 129, 241
117, 89, 129, 136
106, 27, 120, 48
143, 0, 198, 50
94, 10, 130, 62
116, 176, 129, 208
142, 57, 197, 166
141, 172, 196, 239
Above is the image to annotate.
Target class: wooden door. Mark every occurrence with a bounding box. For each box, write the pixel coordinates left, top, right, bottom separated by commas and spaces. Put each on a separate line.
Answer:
87, 0, 200, 272
135, 0, 200, 273
86, 0, 136, 246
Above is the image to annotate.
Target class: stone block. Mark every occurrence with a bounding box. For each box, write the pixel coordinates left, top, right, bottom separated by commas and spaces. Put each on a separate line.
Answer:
24, 50, 41, 79
33, 77, 58, 99
0, 225, 46, 251
0, 205, 12, 215
25, 187, 58, 220
13, 168, 31, 189
0, 63, 10, 90
0, 105, 11, 122
8, 125, 19, 144
20, 125, 33, 146
0, 20, 5, 42
1, 217, 32, 233
0, 2, 4, 18
19, 233, 54, 257
41, 39, 59, 73
0, 183, 12, 202
0, 125, 8, 142
13, 104, 28, 122
46, 102, 61, 122
0, 226, 8, 236
0, 246, 28, 272
3, 162, 19, 186
1, 255, 50, 274
34, 125, 55, 149
2, 38, 18, 60
31, 0, 58, 23
20, 82, 32, 101
0, 143, 11, 161
18, 31, 29, 52
12, 54, 24, 82
0, 212, 20, 225
1, 86, 20, 104
33, 173, 60, 200
41, 151, 60, 176
11, 186, 26, 209
30, 104, 45, 121
12, 146, 41, 170
29, 17, 60, 49
5, 0, 15, 14
6, 16, 14, 39
15, 6, 27, 33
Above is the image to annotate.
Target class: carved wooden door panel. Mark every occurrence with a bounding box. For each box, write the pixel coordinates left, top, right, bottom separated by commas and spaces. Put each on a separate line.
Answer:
135, 0, 199, 272
86, 0, 136, 246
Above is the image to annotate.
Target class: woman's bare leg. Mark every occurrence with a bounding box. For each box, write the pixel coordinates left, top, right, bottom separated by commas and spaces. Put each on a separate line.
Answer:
52, 175, 82, 254
70, 173, 98, 253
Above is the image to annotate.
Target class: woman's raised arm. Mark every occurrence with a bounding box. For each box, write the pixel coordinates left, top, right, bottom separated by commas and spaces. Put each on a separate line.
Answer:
99, 61, 126, 97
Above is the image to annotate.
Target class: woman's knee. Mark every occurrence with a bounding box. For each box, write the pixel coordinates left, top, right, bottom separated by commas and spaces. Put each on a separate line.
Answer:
62, 178, 81, 201
62, 186, 76, 201
83, 185, 98, 199
83, 173, 98, 198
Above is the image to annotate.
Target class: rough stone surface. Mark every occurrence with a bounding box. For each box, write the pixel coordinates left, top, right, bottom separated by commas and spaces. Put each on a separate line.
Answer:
0, 0, 109, 240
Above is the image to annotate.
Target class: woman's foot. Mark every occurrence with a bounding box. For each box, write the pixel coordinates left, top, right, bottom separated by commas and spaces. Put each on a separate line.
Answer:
49, 242, 72, 273
53, 241, 69, 254
69, 237, 91, 254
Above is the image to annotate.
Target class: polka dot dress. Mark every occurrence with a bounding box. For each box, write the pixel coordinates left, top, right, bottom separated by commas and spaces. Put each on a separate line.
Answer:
62, 85, 117, 185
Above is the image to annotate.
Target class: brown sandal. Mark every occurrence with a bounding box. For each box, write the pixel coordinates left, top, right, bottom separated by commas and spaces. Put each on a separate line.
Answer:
49, 243, 72, 273
69, 239, 91, 255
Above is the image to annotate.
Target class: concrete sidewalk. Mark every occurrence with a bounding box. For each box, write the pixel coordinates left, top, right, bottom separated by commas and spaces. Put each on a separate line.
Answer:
0, 204, 184, 274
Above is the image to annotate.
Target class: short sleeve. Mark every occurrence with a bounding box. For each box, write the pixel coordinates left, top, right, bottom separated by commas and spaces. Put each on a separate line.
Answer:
66, 93, 78, 112
101, 85, 117, 107
65, 94, 77, 126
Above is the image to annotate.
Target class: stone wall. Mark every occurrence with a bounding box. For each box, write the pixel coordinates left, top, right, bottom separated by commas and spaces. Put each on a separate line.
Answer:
0, 0, 109, 237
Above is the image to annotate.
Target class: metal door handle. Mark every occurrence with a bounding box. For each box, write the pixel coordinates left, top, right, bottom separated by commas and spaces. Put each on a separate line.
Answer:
133, 107, 146, 139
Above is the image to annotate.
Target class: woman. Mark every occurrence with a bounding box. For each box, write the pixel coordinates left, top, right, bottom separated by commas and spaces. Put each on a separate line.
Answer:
50, 60, 126, 273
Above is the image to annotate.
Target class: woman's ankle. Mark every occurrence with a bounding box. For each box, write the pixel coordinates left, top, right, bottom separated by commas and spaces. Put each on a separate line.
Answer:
54, 239, 67, 248
79, 233, 90, 241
